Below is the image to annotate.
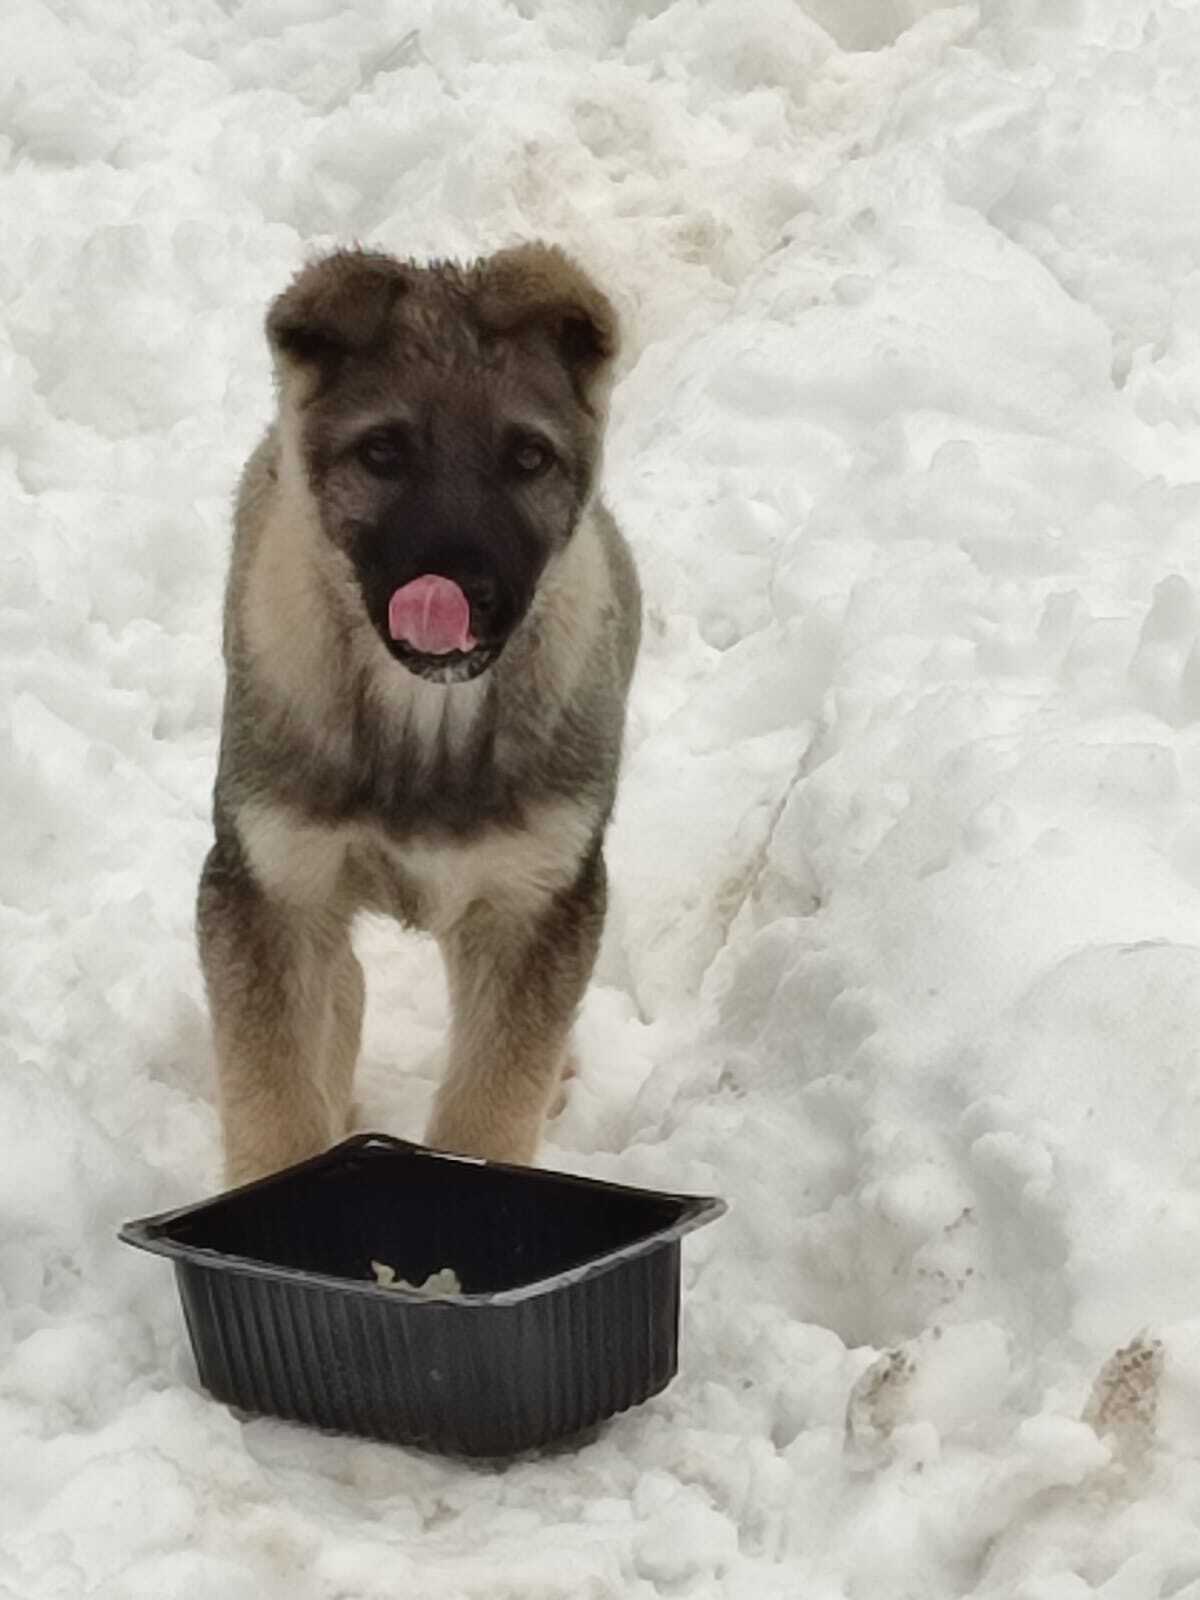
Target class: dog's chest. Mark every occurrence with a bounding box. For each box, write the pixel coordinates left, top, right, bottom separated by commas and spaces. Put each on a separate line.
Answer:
238, 797, 593, 935
372, 803, 593, 933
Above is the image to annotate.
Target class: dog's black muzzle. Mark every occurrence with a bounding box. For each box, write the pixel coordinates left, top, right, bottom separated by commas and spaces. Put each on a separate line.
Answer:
349, 522, 543, 685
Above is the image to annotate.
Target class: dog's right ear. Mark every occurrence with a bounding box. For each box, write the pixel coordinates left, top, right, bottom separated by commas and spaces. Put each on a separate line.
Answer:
472, 244, 619, 413
266, 250, 410, 373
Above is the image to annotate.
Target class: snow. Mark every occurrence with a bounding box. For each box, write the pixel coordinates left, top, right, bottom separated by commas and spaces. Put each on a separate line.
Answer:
4, 0, 1200, 1594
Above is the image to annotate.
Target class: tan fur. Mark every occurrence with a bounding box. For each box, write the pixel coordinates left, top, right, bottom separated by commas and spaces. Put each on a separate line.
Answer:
519, 515, 609, 713
237, 802, 347, 907
240, 434, 358, 728
205, 896, 364, 1184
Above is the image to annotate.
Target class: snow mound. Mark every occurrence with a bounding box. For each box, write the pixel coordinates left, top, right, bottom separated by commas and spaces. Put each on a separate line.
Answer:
5, 1, 1200, 1596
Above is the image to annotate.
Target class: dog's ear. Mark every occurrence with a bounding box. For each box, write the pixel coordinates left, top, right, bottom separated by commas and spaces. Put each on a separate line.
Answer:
473, 244, 619, 410
266, 249, 410, 372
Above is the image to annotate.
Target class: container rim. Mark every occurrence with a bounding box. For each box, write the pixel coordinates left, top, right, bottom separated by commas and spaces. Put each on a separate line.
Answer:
118, 1133, 727, 1307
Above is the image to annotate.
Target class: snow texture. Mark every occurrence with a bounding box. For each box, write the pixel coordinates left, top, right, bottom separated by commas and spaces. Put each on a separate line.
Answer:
5, 1, 1200, 1595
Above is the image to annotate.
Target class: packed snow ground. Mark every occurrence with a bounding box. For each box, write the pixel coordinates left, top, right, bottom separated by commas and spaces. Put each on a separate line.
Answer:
4, 0, 1200, 1594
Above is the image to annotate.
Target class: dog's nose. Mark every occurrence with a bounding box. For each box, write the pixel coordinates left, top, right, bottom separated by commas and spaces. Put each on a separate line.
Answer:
463, 575, 499, 630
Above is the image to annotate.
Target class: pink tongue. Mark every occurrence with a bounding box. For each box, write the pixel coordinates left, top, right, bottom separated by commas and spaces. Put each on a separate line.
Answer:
387, 575, 476, 656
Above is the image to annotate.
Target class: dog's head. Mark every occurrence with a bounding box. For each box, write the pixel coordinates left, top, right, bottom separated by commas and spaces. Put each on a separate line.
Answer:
266, 244, 619, 684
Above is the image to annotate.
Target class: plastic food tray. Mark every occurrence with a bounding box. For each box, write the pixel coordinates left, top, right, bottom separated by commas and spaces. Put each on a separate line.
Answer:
120, 1133, 725, 1458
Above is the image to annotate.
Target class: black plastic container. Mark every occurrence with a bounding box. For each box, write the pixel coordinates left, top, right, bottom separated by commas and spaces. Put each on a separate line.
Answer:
119, 1134, 725, 1458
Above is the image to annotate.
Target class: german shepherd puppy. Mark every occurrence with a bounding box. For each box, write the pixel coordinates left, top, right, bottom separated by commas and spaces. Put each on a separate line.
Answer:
197, 244, 640, 1184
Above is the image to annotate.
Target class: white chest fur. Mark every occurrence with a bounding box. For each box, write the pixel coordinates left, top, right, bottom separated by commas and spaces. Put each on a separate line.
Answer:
237, 796, 595, 935
389, 800, 595, 933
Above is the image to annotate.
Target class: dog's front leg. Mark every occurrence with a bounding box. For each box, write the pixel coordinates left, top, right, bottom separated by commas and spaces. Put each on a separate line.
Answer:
426, 848, 606, 1165
198, 838, 362, 1185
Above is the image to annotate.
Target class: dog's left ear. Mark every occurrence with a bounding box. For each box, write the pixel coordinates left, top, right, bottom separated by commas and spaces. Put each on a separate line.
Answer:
473, 244, 619, 411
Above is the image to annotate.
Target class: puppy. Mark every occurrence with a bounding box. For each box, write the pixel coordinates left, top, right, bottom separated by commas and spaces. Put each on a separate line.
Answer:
197, 244, 641, 1183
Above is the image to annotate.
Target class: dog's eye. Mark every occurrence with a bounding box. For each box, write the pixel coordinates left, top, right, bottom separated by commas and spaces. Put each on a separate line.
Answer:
510, 438, 554, 477
357, 431, 408, 475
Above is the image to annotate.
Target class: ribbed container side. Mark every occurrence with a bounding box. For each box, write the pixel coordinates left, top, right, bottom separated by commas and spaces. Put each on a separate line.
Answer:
176, 1242, 684, 1458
